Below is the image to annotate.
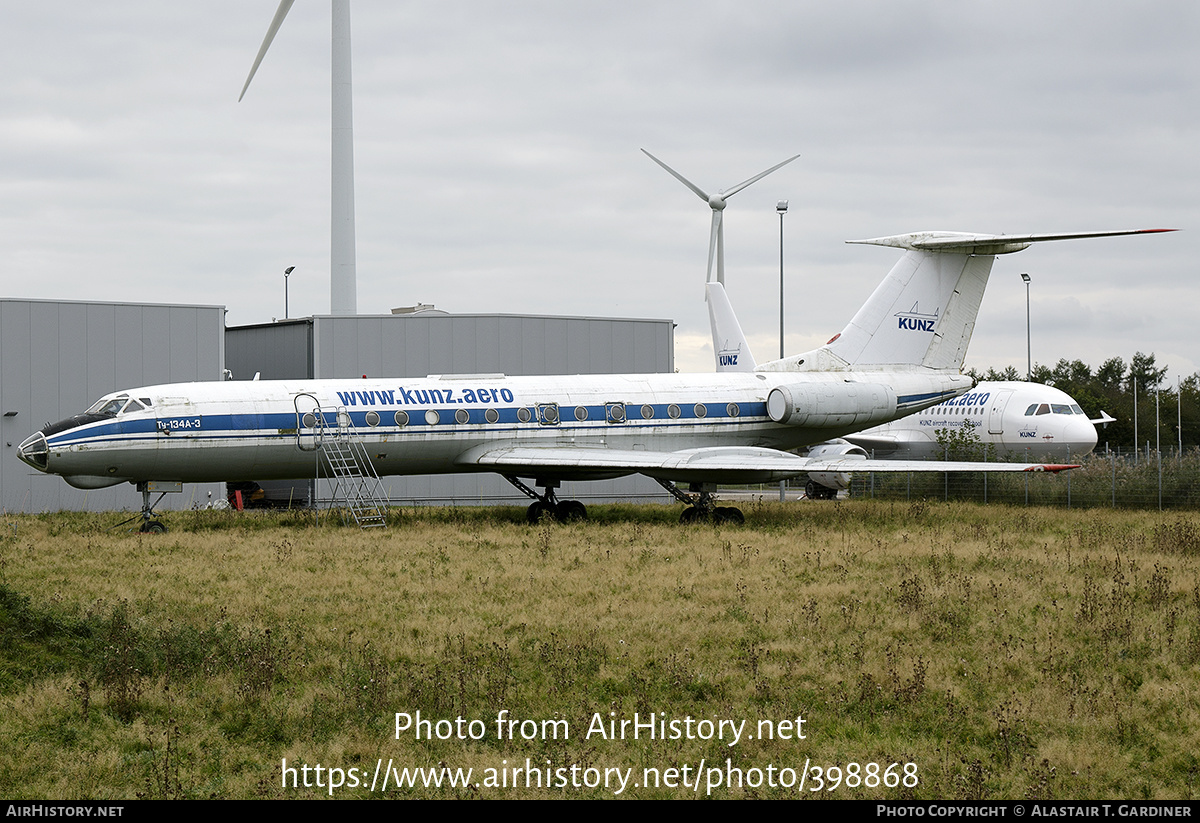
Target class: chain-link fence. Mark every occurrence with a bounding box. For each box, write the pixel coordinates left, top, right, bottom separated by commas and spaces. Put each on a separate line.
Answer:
848, 448, 1200, 509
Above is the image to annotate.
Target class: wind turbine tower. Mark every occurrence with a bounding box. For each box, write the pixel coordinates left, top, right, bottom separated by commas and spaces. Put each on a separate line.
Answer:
240, 0, 358, 316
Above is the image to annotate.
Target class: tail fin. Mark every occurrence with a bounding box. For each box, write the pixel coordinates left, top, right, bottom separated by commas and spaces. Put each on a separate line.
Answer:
823, 246, 994, 370
707, 282, 758, 372
757, 229, 1173, 373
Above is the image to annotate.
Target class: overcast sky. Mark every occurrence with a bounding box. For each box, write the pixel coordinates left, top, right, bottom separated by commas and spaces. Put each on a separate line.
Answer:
2, 2, 1195, 380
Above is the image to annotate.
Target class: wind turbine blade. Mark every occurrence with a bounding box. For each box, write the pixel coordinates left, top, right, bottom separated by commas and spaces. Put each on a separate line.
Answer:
641, 148, 710, 203
720, 153, 801, 199
706, 211, 722, 283
239, 0, 297, 102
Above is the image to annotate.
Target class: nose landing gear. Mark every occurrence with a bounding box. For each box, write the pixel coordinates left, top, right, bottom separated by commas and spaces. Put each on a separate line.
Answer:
111, 482, 168, 534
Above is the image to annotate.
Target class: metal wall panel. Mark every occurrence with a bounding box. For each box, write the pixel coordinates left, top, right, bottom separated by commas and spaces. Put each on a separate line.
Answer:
1, 299, 225, 514
225, 321, 311, 381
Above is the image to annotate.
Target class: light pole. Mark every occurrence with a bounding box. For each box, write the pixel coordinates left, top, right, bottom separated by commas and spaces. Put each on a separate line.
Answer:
1021, 272, 1031, 380
777, 200, 788, 359
778, 200, 788, 502
284, 266, 295, 319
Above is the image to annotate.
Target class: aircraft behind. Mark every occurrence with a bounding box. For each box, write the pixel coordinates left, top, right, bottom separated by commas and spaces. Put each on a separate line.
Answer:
706, 271, 1113, 497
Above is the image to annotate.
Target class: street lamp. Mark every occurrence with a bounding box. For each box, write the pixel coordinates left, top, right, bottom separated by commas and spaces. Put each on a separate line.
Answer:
777, 200, 788, 360
1021, 272, 1031, 380
777, 200, 789, 502
284, 266, 295, 319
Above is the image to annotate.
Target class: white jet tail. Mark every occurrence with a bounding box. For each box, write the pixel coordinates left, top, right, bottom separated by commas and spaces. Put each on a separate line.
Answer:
756, 229, 1173, 374
708, 282, 758, 372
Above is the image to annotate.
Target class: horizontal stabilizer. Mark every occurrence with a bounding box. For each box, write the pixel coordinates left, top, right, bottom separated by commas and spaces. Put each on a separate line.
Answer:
848, 228, 1177, 255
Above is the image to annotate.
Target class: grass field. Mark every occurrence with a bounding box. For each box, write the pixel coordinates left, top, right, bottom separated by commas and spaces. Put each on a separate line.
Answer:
2, 500, 1199, 799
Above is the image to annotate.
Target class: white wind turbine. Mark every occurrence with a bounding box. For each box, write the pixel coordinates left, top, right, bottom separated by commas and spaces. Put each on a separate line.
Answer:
240, 0, 358, 316
641, 149, 799, 287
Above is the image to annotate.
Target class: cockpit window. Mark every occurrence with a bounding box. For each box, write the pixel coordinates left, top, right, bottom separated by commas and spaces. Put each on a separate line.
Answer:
1052, 404, 1072, 415
86, 394, 129, 416
1025, 404, 1038, 416
83, 394, 148, 416
1071, 404, 1083, 415
1035, 404, 1051, 415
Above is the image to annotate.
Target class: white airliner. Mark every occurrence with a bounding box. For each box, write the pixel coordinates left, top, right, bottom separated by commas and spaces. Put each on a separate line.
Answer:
19, 228, 1167, 529
707, 280, 1114, 498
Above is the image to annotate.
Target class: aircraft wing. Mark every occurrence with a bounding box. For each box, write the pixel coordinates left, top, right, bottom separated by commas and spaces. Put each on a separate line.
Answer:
456, 443, 1076, 485
841, 433, 907, 454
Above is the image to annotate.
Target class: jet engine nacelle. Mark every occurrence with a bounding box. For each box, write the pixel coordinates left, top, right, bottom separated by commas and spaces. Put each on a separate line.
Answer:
766, 382, 897, 429
804, 440, 868, 491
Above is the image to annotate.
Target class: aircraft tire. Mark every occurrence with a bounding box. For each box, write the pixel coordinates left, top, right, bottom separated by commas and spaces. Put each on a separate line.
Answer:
806, 480, 836, 500
556, 500, 587, 522
526, 501, 554, 524
714, 507, 744, 525
140, 521, 168, 534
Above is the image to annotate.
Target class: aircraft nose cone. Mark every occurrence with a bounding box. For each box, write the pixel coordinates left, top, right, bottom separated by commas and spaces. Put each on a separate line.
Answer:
17, 432, 49, 471
1066, 416, 1099, 457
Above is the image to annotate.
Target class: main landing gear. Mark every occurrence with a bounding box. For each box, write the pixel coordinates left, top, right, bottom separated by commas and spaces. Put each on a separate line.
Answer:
503, 476, 588, 524
655, 479, 745, 525
805, 480, 839, 500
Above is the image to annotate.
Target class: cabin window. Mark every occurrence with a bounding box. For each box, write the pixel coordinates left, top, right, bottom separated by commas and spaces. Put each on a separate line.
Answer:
539, 404, 560, 425
365, 411, 380, 427
667, 404, 681, 419
302, 412, 317, 428
424, 410, 440, 426
640, 404, 654, 420
694, 403, 707, 419
727, 403, 740, 418
517, 407, 533, 423
395, 410, 409, 427
574, 406, 588, 421
485, 408, 500, 424
455, 409, 470, 424
606, 403, 626, 423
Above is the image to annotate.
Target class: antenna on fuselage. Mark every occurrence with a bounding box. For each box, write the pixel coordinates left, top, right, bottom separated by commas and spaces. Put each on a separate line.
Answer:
641, 149, 799, 288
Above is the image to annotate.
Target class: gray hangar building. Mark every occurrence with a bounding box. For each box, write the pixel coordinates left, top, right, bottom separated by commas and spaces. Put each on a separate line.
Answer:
3, 300, 675, 513
1, 298, 227, 513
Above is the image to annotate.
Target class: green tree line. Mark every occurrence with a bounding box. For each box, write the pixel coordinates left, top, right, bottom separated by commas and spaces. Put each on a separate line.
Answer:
969, 352, 1200, 453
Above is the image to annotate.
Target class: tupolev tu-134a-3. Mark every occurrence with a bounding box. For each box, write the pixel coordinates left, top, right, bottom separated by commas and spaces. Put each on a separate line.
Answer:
18, 228, 1171, 529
